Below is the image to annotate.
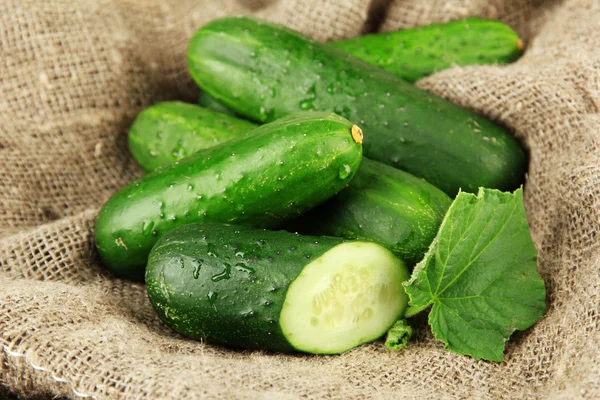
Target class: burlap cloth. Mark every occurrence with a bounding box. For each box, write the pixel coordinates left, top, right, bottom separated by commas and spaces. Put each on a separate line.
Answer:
1, 0, 598, 398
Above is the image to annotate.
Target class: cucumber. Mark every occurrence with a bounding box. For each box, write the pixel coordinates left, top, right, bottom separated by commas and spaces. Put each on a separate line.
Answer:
128, 101, 256, 172
188, 16, 527, 196
95, 112, 363, 280
197, 91, 241, 117
198, 18, 522, 114
145, 223, 410, 354
284, 158, 451, 266
331, 17, 523, 83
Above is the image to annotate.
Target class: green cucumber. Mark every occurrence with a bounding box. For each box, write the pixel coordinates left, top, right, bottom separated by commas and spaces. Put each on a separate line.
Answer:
128, 101, 256, 172
284, 158, 451, 266
146, 223, 410, 354
198, 18, 522, 115
188, 16, 526, 196
197, 91, 241, 117
124, 107, 449, 265
95, 112, 363, 280
331, 17, 523, 83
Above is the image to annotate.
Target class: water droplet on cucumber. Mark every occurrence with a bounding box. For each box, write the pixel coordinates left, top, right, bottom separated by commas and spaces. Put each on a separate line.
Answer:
235, 263, 255, 274
211, 263, 231, 282
142, 220, 155, 236
207, 291, 218, 305
338, 164, 352, 179
299, 99, 313, 110
207, 243, 218, 258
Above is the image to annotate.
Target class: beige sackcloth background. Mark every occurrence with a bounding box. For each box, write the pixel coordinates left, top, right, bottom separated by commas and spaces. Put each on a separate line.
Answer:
1, 0, 599, 398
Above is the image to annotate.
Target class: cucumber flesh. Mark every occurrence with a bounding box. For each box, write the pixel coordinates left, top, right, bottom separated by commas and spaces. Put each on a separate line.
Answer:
280, 242, 409, 354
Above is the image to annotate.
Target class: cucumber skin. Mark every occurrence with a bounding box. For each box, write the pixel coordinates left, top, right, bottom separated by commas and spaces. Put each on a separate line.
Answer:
284, 158, 451, 266
145, 223, 346, 352
332, 17, 523, 83
129, 101, 256, 172
198, 17, 522, 113
197, 92, 241, 117
188, 16, 527, 196
95, 112, 362, 280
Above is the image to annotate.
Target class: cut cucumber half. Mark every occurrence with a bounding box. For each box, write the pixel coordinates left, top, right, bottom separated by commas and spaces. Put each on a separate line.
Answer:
146, 223, 410, 354
280, 242, 409, 354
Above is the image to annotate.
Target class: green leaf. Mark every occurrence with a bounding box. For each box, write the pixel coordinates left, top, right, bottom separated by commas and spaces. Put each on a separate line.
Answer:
403, 187, 546, 361
385, 319, 413, 350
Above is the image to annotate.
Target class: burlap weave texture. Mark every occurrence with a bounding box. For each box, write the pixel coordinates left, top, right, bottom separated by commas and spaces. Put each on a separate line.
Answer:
1, 0, 599, 398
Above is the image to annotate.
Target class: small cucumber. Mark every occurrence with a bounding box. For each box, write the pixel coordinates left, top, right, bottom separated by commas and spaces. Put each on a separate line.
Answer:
128, 101, 256, 172
95, 112, 363, 280
187, 16, 527, 196
332, 17, 523, 83
284, 158, 451, 266
146, 223, 410, 354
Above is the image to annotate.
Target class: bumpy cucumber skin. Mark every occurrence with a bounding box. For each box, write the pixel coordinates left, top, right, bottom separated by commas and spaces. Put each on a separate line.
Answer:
188, 16, 526, 196
95, 112, 362, 280
285, 158, 451, 266
332, 17, 523, 83
128, 101, 256, 172
146, 223, 347, 352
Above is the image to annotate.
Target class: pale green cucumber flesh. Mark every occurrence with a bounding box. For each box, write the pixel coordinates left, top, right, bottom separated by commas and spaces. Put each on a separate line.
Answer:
280, 242, 409, 354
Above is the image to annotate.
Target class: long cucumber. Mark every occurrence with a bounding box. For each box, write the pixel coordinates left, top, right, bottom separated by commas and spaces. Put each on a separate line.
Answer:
187, 16, 526, 196
198, 17, 523, 113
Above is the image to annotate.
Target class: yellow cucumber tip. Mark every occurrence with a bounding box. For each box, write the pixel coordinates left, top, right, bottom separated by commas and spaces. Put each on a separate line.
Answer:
351, 125, 363, 144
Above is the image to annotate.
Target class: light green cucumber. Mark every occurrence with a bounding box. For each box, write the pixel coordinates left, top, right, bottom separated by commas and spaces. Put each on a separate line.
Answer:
128, 101, 256, 171
332, 17, 523, 83
146, 222, 410, 354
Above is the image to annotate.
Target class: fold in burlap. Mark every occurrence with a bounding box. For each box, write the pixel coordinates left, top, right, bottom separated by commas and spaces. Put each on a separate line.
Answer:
1, 0, 599, 398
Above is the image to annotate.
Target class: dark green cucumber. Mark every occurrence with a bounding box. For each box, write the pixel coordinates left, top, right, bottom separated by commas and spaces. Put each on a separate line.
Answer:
331, 17, 523, 83
95, 112, 363, 280
188, 16, 526, 196
128, 101, 256, 172
146, 223, 410, 354
284, 158, 451, 265
197, 91, 241, 117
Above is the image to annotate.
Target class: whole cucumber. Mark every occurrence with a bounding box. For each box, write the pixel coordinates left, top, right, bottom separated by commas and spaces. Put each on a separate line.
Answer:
332, 17, 523, 83
146, 223, 410, 354
188, 16, 526, 196
284, 158, 451, 265
124, 106, 449, 264
95, 112, 363, 280
198, 18, 523, 114
128, 101, 256, 172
